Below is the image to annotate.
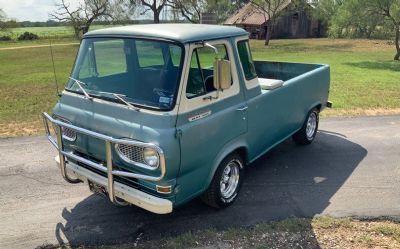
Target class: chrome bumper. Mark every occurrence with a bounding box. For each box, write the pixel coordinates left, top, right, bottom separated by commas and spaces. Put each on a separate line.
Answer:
55, 156, 172, 214
42, 112, 172, 214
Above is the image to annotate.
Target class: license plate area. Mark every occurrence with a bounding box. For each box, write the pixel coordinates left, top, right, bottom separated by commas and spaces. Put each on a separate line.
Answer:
88, 180, 108, 197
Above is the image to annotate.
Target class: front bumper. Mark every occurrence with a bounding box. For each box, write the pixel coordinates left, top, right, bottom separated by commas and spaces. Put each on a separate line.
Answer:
42, 112, 173, 214
55, 156, 173, 214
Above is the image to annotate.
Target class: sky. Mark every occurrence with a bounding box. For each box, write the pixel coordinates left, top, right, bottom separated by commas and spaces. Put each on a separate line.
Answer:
0, 0, 79, 22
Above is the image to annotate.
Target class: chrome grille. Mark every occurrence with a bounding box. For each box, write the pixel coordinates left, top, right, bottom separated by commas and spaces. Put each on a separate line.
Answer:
52, 116, 77, 141
116, 144, 146, 165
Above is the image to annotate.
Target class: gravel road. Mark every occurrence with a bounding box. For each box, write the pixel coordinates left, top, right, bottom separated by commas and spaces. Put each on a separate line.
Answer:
0, 115, 399, 249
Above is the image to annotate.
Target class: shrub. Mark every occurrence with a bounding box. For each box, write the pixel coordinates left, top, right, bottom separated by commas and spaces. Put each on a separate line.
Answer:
17, 32, 39, 41
0, 35, 11, 41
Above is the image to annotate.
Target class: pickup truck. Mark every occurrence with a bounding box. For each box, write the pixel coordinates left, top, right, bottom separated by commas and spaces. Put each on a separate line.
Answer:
43, 24, 331, 214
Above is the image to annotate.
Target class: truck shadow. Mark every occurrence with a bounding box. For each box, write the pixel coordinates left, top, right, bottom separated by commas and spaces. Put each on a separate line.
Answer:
55, 131, 367, 247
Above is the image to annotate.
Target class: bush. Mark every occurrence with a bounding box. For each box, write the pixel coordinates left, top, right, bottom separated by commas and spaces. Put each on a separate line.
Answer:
17, 32, 39, 41
0, 35, 11, 41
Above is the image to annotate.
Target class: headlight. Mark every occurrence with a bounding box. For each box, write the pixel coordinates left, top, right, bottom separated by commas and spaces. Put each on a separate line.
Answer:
143, 147, 160, 167
116, 143, 161, 170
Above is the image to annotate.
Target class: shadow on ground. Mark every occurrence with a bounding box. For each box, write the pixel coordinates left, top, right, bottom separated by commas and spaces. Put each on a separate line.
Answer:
55, 131, 367, 247
345, 60, 400, 72
257, 42, 354, 53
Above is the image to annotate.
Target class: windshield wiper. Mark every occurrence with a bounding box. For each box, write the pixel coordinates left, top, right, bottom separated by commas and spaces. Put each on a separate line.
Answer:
91, 90, 140, 111
69, 77, 92, 100
112, 93, 140, 111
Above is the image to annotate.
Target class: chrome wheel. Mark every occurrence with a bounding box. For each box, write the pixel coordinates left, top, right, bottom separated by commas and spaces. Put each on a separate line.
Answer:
220, 159, 241, 199
306, 112, 317, 140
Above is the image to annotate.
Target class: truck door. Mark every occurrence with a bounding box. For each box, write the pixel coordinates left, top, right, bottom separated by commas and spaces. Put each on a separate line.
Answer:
236, 38, 301, 160
175, 41, 247, 203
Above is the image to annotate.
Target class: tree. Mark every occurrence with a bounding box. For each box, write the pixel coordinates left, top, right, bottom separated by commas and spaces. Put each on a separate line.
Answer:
209, 0, 237, 23
233, 0, 251, 11
166, 0, 235, 24
0, 8, 18, 31
133, 0, 168, 23
251, 0, 291, 45
363, 0, 400, 60
50, 0, 114, 38
310, 0, 343, 23
323, 0, 400, 60
0, 8, 5, 20
0, 8, 7, 31
167, 0, 206, 23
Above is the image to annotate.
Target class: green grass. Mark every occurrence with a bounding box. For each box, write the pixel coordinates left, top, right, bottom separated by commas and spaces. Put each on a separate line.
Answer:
0, 43, 79, 136
0, 26, 76, 40
0, 25, 113, 41
1, 38, 399, 137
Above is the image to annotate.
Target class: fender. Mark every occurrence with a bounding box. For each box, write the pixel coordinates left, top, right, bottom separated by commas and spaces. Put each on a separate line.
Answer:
202, 134, 249, 192
298, 101, 322, 125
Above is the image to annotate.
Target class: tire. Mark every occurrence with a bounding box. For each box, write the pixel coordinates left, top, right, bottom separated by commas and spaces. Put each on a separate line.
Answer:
292, 108, 319, 145
201, 153, 244, 209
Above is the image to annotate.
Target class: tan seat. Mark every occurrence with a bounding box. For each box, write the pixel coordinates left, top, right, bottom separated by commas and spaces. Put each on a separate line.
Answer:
258, 78, 284, 90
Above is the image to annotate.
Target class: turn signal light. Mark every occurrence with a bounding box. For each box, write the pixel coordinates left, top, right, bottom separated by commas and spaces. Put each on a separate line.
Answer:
156, 185, 172, 194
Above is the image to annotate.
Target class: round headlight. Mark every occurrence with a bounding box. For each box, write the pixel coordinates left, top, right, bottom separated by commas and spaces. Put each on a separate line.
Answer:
143, 147, 159, 168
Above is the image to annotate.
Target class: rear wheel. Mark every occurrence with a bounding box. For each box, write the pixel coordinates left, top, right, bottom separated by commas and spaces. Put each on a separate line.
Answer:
201, 153, 244, 208
293, 108, 319, 145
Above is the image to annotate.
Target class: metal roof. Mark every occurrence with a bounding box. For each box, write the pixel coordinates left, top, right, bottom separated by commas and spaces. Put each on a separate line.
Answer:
225, 3, 266, 26
84, 24, 248, 43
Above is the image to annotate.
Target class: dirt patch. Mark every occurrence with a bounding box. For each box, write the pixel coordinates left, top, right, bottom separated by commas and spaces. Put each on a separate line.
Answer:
0, 120, 44, 137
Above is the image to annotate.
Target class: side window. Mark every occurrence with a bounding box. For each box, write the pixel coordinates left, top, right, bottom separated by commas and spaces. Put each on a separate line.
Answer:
169, 46, 182, 67
186, 44, 229, 98
93, 39, 127, 77
136, 40, 165, 67
237, 40, 257, 80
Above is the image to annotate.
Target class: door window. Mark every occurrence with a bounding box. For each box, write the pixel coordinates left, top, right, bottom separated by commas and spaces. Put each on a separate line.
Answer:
186, 44, 229, 98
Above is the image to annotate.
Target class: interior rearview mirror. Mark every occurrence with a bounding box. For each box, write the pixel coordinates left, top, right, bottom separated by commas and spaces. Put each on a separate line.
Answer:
213, 59, 231, 91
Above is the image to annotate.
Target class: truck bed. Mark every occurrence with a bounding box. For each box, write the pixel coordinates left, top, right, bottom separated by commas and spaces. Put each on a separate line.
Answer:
254, 61, 325, 82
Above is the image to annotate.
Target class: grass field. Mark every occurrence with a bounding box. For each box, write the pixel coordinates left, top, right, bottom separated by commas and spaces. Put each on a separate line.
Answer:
0, 25, 111, 41
0, 38, 399, 137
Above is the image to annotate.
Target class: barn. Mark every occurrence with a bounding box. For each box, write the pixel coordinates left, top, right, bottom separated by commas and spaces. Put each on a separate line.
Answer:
224, 1, 325, 40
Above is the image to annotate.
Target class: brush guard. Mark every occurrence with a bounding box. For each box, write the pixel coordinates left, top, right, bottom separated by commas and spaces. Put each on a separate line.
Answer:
42, 112, 166, 205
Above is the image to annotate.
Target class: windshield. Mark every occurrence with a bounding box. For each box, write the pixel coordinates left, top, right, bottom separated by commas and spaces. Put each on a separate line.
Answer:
67, 37, 184, 110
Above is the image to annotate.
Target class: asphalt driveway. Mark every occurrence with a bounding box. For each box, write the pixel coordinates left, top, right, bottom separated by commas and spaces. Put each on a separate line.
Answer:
0, 115, 399, 249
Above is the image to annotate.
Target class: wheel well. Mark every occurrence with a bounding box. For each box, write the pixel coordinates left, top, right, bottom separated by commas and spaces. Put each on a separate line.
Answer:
234, 147, 248, 165
315, 104, 322, 112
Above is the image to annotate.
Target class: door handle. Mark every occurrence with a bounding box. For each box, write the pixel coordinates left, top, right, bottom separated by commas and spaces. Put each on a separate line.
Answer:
236, 106, 248, 111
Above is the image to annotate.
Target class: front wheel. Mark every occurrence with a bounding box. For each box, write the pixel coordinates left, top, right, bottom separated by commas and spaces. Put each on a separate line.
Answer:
201, 153, 244, 209
293, 108, 319, 145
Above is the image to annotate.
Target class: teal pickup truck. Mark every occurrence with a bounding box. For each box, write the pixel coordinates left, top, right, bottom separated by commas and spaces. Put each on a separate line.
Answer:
43, 24, 331, 214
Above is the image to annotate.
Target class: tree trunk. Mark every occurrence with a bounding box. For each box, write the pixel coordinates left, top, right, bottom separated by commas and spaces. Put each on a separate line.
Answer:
73, 27, 80, 39
153, 9, 160, 23
264, 24, 272, 46
81, 25, 90, 35
394, 26, 400, 61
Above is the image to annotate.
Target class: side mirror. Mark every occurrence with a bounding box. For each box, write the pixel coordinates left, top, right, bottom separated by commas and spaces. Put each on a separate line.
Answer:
213, 59, 232, 91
